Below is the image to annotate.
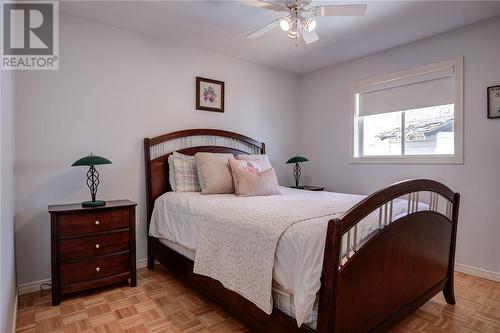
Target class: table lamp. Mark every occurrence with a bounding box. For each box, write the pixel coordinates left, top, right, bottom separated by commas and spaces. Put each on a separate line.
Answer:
71, 153, 112, 207
286, 156, 309, 188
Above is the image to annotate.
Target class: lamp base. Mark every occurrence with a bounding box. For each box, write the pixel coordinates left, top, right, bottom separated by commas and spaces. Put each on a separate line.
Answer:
82, 200, 106, 207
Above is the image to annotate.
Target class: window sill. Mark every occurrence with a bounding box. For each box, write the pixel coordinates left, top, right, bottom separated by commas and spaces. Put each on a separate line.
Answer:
350, 155, 463, 165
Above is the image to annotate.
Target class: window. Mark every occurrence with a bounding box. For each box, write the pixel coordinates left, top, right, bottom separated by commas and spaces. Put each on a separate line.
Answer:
350, 57, 463, 164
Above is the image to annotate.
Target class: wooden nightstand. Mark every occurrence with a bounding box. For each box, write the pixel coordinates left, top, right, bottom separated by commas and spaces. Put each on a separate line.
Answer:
48, 200, 137, 306
289, 186, 325, 191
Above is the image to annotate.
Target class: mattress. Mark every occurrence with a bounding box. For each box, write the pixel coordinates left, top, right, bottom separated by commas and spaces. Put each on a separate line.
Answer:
149, 187, 414, 326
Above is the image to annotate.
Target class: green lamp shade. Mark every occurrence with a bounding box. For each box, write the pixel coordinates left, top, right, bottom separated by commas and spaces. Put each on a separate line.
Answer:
286, 156, 309, 164
72, 154, 112, 167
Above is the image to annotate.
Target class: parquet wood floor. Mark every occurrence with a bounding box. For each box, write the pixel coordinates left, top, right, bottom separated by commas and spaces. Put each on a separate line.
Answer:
16, 266, 500, 333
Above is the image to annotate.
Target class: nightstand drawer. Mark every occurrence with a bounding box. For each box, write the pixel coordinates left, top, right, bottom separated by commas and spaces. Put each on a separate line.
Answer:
60, 253, 130, 285
59, 208, 129, 236
60, 231, 130, 261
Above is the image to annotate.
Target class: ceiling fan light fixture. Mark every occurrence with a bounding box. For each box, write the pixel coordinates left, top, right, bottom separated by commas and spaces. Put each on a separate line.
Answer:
304, 17, 317, 32
279, 17, 291, 31
245, 1, 367, 45
287, 19, 298, 39
287, 29, 298, 39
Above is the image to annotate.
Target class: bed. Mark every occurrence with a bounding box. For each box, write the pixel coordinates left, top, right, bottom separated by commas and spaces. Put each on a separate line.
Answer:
144, 129, 460, 333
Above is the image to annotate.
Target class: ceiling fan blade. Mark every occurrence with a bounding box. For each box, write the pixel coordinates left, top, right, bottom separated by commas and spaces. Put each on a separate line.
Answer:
302, 30, 319, 44
246, 19, 280, 39
241, 0, 288, 12
316, 4, 367, 16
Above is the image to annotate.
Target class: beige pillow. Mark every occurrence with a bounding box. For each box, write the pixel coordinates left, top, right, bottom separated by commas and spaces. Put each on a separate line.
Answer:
195, 152, 235, 194
229, 158, 281, 197
236, 154, 272, 170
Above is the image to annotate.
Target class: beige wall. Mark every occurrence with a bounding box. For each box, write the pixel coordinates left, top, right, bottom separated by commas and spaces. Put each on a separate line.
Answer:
14, 13, 300, 284
298, 17, 500, 277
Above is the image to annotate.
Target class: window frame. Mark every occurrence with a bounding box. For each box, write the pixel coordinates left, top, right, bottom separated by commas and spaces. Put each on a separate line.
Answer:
349, 57, 464, 164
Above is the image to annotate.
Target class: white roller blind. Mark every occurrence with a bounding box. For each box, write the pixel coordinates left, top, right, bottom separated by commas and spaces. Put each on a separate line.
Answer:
357, 68, 454, 117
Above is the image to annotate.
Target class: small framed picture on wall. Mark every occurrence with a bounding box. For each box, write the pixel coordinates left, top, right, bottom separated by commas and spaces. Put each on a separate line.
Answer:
196, 77, 225, 113
487, 85, 500, 119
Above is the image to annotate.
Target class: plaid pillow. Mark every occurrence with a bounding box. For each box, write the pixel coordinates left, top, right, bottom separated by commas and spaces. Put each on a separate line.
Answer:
173, 152, 200, 192
168, 155, 176, 192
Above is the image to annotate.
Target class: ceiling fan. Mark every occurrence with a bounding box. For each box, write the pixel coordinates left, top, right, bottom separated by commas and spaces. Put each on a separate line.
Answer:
244, 0, 367, 44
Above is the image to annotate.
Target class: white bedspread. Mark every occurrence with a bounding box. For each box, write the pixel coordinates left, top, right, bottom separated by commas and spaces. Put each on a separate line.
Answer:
149, 188, 409, 326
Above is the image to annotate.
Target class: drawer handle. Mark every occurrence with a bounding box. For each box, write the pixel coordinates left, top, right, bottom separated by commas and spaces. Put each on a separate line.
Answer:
96, 267, 100, 272
95, 220, 100, 225
95, 244, 100, 249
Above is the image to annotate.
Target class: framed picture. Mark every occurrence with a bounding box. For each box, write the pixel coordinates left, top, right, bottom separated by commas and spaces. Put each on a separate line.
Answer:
196, 77, 225, 113
487, 85, 500, 119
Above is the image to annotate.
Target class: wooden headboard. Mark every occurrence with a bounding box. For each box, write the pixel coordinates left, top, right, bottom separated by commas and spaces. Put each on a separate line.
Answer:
144, 129, 265, 222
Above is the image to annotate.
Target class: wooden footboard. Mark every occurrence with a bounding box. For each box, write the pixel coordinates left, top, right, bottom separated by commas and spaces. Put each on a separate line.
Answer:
317, 179, 460, 333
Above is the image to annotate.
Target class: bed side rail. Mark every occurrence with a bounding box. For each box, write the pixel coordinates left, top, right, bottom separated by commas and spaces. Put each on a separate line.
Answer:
316, 179, 460, 333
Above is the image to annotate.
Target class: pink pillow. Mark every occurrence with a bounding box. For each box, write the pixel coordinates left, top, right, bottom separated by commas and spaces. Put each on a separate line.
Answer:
229, 159, 281, 197
236, 154, 272, 170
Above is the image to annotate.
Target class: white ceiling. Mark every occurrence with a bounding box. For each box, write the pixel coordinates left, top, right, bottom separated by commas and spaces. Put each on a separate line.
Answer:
61, 1, 500, 74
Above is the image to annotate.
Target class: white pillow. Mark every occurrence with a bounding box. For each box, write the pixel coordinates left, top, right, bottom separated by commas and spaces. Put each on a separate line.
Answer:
236, 154, 272, 170
168, 155, 176, 192
172, 152, 200, 192
195, 152, 234, 194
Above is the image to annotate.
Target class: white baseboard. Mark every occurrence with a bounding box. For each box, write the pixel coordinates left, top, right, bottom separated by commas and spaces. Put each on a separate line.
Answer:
18, 278, 52, 295
18, 258, 149, 296
455, 263, 500, 282
136, 258, 148, 269
11, 293, 18, 333
18, 259, 499, 296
